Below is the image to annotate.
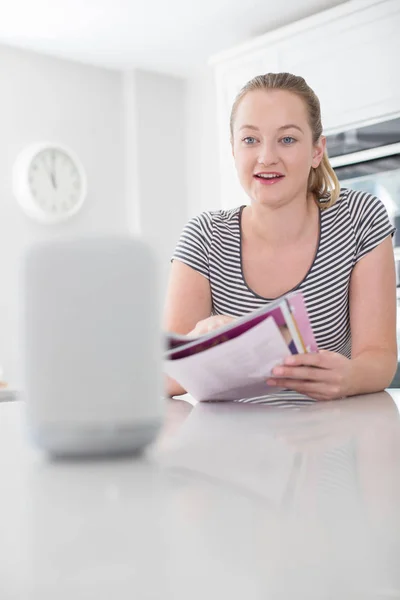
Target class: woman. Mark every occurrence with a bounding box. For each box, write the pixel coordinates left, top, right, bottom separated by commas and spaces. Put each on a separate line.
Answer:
164, 72, 397, 401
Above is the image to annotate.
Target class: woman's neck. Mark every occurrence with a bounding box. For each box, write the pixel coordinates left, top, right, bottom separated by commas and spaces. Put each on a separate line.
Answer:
242, 194, 319, 248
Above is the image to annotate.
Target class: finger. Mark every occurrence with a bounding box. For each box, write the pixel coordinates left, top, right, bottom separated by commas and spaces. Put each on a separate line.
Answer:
283, 351, 335, 369
217, 317, 231, 326
213, 316, 236, 329
271, 365, 333, 382
218, 316, 235, 325
267, 378, 342, 401
208, 320, 225, 331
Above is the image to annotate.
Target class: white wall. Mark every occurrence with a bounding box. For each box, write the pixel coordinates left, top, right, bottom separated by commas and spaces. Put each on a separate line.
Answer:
0, 45, 127, 385
185, 67, 221, 217
127, 70, 188, 295
125, 66, 220, 303
0, 45, 217, 386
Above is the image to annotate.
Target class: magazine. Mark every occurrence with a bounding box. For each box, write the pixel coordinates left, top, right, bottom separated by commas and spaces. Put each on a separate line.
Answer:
164, 291, 318, 402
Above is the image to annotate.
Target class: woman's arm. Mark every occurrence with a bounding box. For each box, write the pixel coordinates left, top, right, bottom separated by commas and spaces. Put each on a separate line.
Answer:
267, 236, 397, 400
348, 235, 398, 394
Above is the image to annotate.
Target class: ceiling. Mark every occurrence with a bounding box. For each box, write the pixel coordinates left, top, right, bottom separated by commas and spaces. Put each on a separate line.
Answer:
0, 0, 347, 77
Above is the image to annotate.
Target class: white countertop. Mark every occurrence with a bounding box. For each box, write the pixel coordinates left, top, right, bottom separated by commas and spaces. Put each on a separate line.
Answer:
2, 391, 400, 599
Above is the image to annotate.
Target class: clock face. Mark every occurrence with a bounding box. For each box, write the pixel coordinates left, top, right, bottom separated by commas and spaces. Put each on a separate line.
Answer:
28, 148, 83, 217
13, 142, 87, 224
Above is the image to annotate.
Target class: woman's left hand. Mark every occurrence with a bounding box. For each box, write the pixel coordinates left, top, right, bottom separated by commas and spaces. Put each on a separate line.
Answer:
267, 350, 352, 401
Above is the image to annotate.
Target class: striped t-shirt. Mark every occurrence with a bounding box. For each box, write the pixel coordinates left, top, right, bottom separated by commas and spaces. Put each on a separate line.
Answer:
172, 188, 395, 362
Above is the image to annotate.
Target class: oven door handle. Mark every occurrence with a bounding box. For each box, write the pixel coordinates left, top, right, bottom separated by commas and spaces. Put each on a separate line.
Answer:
330, 142, 400, 168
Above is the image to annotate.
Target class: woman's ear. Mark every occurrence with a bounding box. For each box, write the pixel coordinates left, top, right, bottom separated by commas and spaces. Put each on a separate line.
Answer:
312, 135, 326, 168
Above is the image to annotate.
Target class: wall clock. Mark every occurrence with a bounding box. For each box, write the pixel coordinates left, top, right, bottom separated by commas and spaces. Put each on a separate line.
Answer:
13, 142, 87, 224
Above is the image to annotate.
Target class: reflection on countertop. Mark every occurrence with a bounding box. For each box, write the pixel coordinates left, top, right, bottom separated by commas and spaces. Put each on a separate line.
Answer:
154, 390, 400, 598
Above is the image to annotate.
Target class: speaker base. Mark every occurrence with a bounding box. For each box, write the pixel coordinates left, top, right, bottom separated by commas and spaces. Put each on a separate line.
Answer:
30, 419, 162, 459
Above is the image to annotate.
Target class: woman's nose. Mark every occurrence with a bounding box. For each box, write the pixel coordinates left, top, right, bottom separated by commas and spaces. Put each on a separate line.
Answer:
257, 143, 278, 165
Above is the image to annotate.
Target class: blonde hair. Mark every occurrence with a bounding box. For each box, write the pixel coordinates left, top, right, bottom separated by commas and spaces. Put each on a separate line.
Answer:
230, 73, 340, 209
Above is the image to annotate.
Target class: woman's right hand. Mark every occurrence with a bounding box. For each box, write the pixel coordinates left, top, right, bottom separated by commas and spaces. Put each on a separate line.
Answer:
165, 314, 236, 397
189, 314, 236, 337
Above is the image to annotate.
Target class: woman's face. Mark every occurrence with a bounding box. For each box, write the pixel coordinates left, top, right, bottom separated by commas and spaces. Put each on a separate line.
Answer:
232, 89, 325, 208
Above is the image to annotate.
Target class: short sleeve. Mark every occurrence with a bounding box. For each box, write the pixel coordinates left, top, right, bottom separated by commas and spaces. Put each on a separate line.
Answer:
171, 212, 213, 279
348, 191, 396, 263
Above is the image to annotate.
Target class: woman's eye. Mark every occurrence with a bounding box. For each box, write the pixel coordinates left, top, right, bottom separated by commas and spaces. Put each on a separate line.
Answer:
243, 137, 257, 145
281, 136, 296, 145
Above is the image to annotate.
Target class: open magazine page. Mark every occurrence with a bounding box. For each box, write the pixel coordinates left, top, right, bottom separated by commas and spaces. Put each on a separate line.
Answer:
164, 316, 292, 402
165, 294, 294, 354
165, 291, 317, 359
166, 332, 198, 350
288, 294, 318, 352
166, 298, 302, 360
279, 298, 305, 353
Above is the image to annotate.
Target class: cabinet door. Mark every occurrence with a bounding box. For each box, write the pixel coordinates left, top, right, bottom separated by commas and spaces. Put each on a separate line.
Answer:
215, 51, 280, 209
279, 0, 400, 132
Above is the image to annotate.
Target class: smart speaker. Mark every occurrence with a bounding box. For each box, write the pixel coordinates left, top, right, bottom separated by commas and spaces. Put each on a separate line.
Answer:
18, 236, 163, 458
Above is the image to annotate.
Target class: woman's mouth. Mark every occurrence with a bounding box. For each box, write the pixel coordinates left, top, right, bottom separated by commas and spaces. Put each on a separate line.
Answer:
254, 172, 284, 185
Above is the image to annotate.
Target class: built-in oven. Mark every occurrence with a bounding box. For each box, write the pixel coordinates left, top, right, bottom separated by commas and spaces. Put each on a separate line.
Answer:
326, 116, 400, 380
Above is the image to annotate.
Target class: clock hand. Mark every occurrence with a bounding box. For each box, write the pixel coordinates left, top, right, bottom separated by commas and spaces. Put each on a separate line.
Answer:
51, 151, 57, 190
41, 154, 57, 189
